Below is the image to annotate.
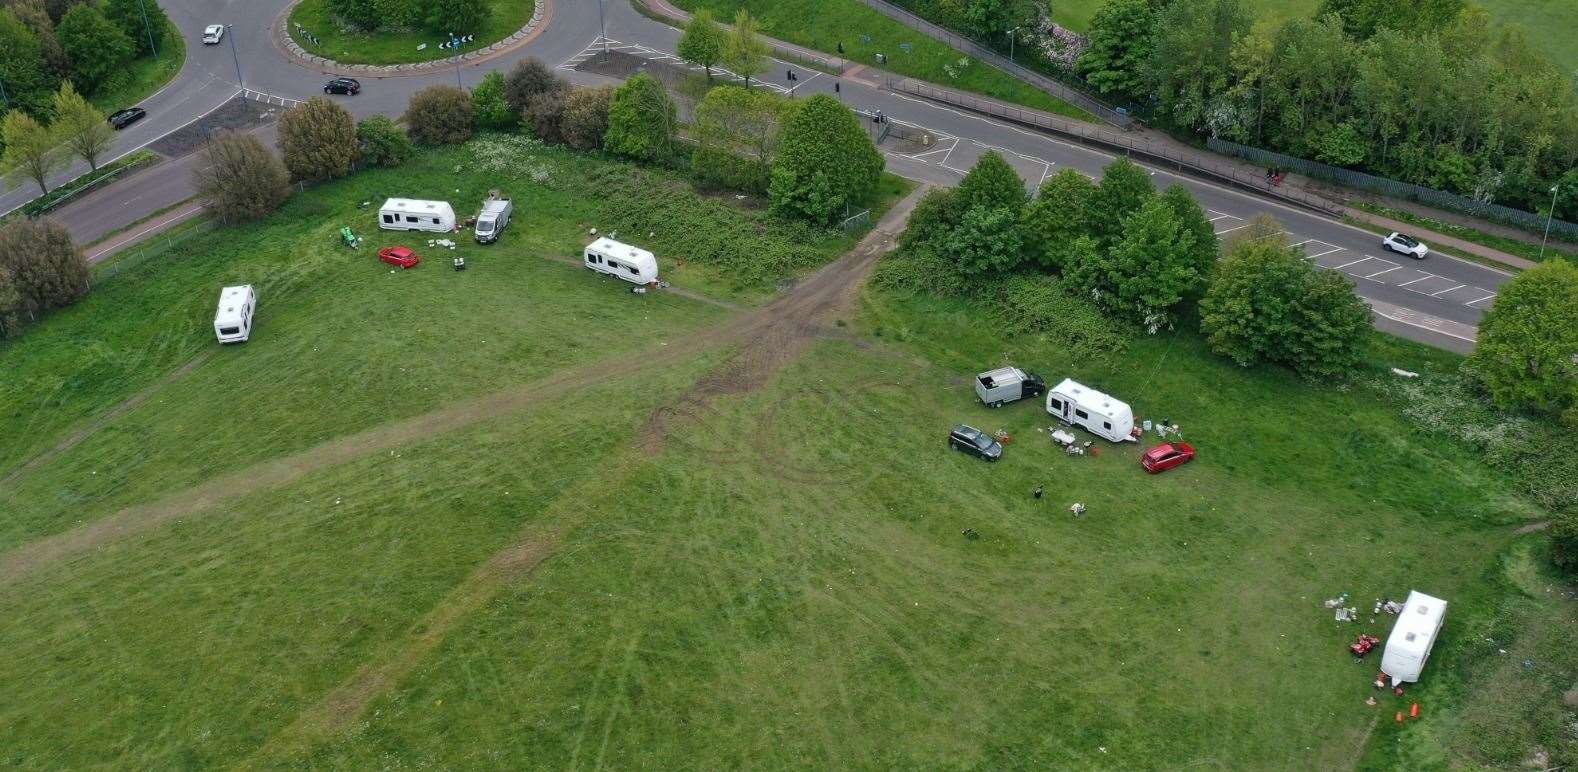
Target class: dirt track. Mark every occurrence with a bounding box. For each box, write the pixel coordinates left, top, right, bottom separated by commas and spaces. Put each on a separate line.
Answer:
0, 185, 927, 593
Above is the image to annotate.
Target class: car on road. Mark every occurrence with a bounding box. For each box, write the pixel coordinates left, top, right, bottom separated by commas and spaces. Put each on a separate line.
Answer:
1140, 441, 1195, 474
323, 77, 361, 95
107, 107, 146, 130
202, 24, 224, 45
948, 424, 1003, 462
378, 246, 420, 268
1381, 232, 1429, 259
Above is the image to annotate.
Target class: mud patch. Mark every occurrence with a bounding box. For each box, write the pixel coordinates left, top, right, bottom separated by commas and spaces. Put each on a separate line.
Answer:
150, 97, 280, 158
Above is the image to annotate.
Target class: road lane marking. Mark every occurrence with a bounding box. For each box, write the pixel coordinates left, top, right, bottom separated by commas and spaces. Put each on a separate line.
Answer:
1397, 275, 1436, 287
1430, 284, 1466, 297
1333, 256, 1374, 270
1363, 266, 1401, 279
1465, 293, 1497, 306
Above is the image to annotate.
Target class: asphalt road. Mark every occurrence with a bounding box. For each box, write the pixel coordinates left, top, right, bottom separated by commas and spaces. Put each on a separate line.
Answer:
32, 0, 1512, 352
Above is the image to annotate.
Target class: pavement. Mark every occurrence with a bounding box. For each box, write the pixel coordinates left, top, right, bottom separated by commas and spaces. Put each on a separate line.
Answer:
26, 0, 1522, 353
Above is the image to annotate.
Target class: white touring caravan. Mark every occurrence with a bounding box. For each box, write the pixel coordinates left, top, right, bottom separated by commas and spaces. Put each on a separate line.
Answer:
378, 198, 456, 233
213, 285, 257, 344
1381, 590, 1448, 686
473, 192, 512, 244
1045, 378, 1136, 442
583, 237, 658, 285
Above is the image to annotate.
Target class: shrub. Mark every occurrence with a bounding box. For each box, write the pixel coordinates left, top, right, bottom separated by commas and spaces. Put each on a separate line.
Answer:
503, 58, 564, 114
1065, 196, 1203, 330
898, 187, 959, 251
404, 85, 473, 146
691, 85, 788, 193
0, 216, 87, 327
471, 70, 516, 132
1553, 513, 1578, 575
104, 0, 167, 56
193, 131, 292, 223
871, 246, 976, 300
425, 0, 489, 37
1088, 157, 1155, 245
990, 275, 1132, 362
523, 88, 569, 144
0, 261, 20, 338
604, 74, 676, 163
560, 85, 613, 151
944, 205, 1024, 276
277, 97, 359, 181
769, 94, 883, 225
356, 115, 413, 167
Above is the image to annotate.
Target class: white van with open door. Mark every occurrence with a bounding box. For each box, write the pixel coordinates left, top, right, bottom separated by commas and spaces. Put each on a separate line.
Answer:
214, 285, 256, 344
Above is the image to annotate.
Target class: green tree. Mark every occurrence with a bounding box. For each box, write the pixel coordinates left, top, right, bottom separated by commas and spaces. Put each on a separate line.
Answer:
356, 115, 412, 167
724, 9, 769, 87
193, 131, 292, 223
327, 0, 379, 30
471, 70, 515, 131
51, 81, 113, 170
524, 88, 569, 144
604, 73, 675, 163
769, 94, 884, 225
1469, 260, 1578, 422
692, 85, 789, 193
956, 151, 1026, 213
1022, 169, 1097, 271
1148, 0, 1249, 132
561, 85, 613, 151
57, 4, 133, 95
503, 58, 564, 114
1284, 267, 1371, 379
425, 0, 488, 35
404, 84, 473, 146
1316, 0, 1464, 39
678, 8, 725, 78
1087, 157, 1155, 245
1158, 184, 1218, 284
1075, 0, 1157, 99
900, 187, 960, 252
277, 97, 359, 181
944, 204, 1024, 275
0, 215, 87, 323
104, 0, 167, 57
0, 9, 61, 115
11, 0, 71, 82
1, 110, 63, 195
1100, 197, 1203, 329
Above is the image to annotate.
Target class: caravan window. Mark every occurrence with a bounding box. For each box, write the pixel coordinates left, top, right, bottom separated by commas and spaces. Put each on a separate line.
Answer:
219, 326, 239, 335
1048, 398, 1062, 411
382, 214, 394, 224
405, 215, 419, 223
1075, 409, 1088, 419
432, 217, 440, 225
1103, 421, 1111, 430
626, 265, 639, 275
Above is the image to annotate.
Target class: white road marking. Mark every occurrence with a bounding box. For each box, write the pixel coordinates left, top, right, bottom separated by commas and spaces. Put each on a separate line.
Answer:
1216, 224, 1250, 234
1363, 266, 1401, 279
1465, 293, 1497, 306
1397, 275, 1436, 287
1332, 256, 1374, 270
1430, 284, 1466, 297
1309, 246, 1345, 258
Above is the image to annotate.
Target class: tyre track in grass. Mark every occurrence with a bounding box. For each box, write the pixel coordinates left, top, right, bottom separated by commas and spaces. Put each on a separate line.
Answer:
245, 186, 928, 760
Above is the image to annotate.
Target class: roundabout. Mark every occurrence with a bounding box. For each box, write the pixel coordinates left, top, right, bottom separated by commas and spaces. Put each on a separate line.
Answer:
282, 0, 544, 69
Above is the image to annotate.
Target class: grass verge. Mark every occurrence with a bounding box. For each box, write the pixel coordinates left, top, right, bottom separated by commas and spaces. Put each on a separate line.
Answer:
20, 150, 160, 218
669, 0, 1097, 121
288, 0, 536, 66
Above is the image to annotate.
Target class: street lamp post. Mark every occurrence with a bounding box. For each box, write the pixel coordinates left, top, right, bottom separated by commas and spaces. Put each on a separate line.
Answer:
1008, 27, 1018, 63
227, 25, 244, 89
1540, 185, 1560, 261
137, 0, 157, 59
597, 0, 608, 58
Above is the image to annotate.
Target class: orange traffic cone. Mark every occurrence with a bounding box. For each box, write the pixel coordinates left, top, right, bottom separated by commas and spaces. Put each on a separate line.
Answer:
1410, 702, 1420, 718
1395, 711, 1404, 723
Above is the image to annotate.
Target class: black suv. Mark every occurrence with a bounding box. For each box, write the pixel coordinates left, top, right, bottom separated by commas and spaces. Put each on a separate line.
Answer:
948, 424, 1003, 461
323, 78, 361, 95
107, 107, 146, 130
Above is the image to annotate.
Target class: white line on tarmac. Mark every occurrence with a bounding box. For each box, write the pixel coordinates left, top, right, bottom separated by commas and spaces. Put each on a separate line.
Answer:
1217, 224, 1250, 234
1309, 246, 1345, 258
1465, 293, 1497, 306
1364, 266, 1401, 279
1430, 284, 1467, 296
1397, 275, 1436, 288
1332, 256, 1374, 270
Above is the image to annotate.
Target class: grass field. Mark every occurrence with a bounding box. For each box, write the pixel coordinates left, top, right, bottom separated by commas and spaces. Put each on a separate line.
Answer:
1049, 0, 1578, 73
0, 138, 1571, 766
672, 0, 1098, 120
90, 20, 186, 113
288, 0, 536, 65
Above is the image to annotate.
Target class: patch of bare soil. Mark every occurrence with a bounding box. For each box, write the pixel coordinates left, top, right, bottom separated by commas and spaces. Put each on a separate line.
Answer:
149, 96, 281, 158
1514, 520, 1553, 534
0, 351, 213, 490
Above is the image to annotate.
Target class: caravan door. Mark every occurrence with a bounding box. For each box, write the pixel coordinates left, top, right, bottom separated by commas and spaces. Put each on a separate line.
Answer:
1047, 392, 1073, 423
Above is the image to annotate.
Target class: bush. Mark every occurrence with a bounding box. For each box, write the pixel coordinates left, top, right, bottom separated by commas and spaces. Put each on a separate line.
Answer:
277, 97, 359, 182
769, 94, 883, 225
425, 0, 489, 38
193, 131, 292, 223
870, 246, 977, 300
503, 58, 564, 114
944, 205, 1024, 276
899, 187, 960, 252
1088, 157, 1155, 245
523, 88, 569, 144
471, 71, 516, 132
356, 115, 413, 167
0, 261, 20, 338
1064, 196, 1204, 331
690, 85, 789, 194
989, 275, 1132, 362
1553, 513, 1578, 575
559, 86, 612, 151
1469, 260, 1578, 423
955, 150, 1025, 212
404, 85, 473, 146
0, 216, 87, 331
604, 73, 676, 163
1022, 169, 1095, 271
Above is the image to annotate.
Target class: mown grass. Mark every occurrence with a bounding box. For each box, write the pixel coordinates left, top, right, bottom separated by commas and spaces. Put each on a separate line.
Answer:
90, 20, 186, 113
288, 0, 535, 66
672, 0, 1098, 120
0, 143, 1562, 765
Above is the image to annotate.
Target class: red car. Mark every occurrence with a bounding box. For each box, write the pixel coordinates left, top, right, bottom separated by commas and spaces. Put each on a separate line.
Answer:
1140, 441, 1195, 474
378, 246, 420, 268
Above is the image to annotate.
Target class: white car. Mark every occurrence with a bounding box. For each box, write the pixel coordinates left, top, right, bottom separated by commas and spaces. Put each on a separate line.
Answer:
1381, 232, 1429, 259
202, 25, 225, 45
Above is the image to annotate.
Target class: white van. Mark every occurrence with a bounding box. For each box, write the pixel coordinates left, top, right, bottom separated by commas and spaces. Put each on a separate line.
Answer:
1381, 590, 1448, 685
214, 285, 256, 344
584, 237, 658, 285
474, 195, 512, 244
1045, 378, 1136, 442
378, 198, 456, 233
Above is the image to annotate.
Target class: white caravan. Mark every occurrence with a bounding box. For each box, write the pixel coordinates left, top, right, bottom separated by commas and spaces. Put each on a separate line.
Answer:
1381, 590, 1448, 685
1045, 378, 1136, 442
583, 237, 658, 285
213, 285, 256, 344
377, 198, 456, 233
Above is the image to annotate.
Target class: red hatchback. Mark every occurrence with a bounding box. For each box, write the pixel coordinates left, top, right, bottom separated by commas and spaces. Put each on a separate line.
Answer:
378, 245, 420, 268
1141, 442, 1195, 474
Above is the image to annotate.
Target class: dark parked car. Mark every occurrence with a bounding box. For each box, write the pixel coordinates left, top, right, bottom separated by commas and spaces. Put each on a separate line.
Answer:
323, 77, 361, 95
948, 424, 1003, 462
108, 107, 146, 130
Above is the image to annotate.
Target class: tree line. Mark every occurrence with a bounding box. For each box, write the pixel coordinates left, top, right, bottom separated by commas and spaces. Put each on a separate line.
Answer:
1075, 0, 1578, 219
0, 0, 169, 116
325, 0, 489, 37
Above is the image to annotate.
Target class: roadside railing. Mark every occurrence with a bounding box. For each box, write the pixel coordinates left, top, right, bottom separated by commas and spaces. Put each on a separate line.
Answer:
888, 79, 1344, 215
